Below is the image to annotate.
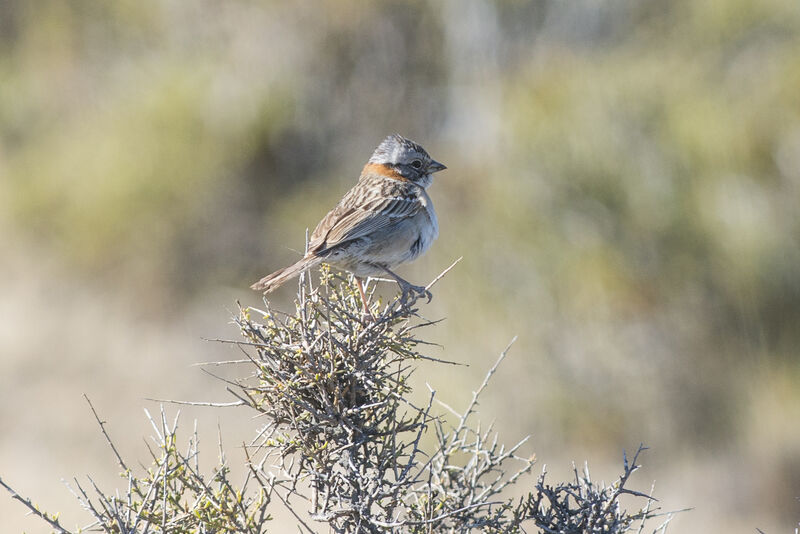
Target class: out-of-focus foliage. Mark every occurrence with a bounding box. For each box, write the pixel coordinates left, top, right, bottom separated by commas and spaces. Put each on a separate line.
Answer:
2, 0, 799, 531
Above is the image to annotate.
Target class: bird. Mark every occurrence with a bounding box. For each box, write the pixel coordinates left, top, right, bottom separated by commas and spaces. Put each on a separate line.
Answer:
251, 134, 446, 311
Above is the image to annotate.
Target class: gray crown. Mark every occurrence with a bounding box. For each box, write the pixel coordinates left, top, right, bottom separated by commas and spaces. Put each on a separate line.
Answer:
369, 134, 429, 165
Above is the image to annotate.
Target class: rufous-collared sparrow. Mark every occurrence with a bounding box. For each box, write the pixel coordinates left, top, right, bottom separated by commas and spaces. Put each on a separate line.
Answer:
251, 134, 446, 309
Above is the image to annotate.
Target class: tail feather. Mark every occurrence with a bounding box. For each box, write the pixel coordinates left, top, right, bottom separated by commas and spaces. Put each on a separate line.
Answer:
250, 256, 322, 292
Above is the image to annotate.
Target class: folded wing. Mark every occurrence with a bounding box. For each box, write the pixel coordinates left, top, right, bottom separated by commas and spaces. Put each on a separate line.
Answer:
310, 195, 421, 255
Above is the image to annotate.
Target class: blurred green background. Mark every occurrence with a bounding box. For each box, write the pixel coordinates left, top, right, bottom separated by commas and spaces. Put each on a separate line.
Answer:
2, 0, 799, 531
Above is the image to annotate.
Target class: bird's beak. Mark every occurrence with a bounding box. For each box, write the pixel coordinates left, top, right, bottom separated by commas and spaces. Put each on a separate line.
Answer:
428, 159, 447, 173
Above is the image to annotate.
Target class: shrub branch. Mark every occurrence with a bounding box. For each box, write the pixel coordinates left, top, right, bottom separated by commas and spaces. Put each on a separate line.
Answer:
1, 263, 677, 533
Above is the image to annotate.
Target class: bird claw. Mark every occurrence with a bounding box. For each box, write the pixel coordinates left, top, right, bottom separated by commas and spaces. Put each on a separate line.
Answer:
416, 285, 433, 303
399, 283, 433, 305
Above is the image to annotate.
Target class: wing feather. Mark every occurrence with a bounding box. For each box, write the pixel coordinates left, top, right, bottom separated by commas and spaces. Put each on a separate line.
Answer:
310, 195, 421, 254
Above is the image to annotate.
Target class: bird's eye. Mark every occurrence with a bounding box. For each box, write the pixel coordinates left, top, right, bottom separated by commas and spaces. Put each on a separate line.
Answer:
411, 160, 423, 169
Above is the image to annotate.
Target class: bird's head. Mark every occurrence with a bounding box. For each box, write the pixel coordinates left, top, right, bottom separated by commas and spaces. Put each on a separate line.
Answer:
368, 134, 446, 187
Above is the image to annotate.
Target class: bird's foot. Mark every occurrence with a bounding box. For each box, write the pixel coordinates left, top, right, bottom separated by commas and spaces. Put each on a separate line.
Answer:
378, 266, 433, 307
399, 282, 433, 305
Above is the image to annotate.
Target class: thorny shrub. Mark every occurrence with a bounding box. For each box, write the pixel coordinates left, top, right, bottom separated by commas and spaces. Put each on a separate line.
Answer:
1, 265, 676, 533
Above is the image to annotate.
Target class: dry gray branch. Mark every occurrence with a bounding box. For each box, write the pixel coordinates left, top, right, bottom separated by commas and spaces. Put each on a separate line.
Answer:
1, 263, 678, 533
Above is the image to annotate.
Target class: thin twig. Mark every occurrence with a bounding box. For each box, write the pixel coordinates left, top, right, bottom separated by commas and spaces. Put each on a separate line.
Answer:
0, 477, 75, 534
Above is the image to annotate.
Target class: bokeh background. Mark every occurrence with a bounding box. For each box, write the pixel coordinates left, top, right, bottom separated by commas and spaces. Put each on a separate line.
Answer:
2, 0, 800, 531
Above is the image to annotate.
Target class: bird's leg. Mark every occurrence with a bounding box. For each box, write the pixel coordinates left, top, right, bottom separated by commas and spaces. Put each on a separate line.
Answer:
355, 277, 373, 319
380, 266, 432, 304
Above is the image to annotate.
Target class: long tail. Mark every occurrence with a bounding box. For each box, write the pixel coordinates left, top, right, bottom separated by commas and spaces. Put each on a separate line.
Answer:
250, 256, 322, 293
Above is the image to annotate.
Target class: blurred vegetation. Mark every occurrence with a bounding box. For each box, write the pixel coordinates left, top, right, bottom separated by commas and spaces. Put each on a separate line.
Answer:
2, 0, 799, 531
